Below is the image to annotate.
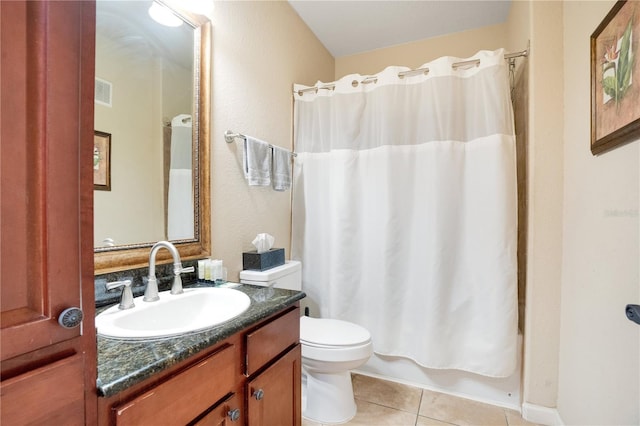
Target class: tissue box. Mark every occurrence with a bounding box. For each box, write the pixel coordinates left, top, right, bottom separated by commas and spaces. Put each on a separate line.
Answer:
242, 248, 285, 271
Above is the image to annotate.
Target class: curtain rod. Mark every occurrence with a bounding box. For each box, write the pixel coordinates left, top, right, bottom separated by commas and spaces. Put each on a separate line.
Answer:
224, 130, 297, 157
295, 48, 529, 96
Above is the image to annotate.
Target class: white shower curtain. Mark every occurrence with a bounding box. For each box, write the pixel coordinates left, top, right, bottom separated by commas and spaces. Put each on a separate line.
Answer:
291, 49, 518, 377
167, 114, 194, 240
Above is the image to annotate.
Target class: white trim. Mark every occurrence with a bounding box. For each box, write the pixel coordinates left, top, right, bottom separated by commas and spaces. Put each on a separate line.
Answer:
522, 402, 564, 426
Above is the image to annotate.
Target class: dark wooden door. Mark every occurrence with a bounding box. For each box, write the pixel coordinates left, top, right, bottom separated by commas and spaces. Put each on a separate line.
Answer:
0, 1, 96, 424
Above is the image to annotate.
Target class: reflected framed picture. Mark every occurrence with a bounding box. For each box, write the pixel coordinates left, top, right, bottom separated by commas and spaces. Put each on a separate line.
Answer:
94, 131, 111, 191
591, 0, 640, 155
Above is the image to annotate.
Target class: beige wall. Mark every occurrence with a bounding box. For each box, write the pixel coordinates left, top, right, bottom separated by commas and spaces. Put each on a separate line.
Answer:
521, 0, 565, 411
210, 1, 334, 280
559, 1, 639, 424
94, 35, 165, 247
335, 23, 508, 78
505, 0, 530, 69
162, 62, 192, 125
512, 1, 639, 422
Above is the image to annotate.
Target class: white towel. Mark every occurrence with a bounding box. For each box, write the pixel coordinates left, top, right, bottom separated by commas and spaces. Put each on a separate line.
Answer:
271, 146, 291, 191
243, 136, 271, 186
170, 114, 192, 169
167, 169, 194, 240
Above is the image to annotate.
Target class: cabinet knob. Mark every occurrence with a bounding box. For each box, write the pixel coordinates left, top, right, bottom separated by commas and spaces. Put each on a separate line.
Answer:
58, 307, 83, 329
253, 388, 264, 401
227, 408, 241, 422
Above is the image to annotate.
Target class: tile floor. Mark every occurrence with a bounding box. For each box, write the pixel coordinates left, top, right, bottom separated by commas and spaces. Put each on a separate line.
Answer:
302, 373, 539, 426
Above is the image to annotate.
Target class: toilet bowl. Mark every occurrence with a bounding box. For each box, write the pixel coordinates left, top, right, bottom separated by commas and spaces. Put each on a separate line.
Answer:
300, 316, 373, 424
239, 261, 373, 424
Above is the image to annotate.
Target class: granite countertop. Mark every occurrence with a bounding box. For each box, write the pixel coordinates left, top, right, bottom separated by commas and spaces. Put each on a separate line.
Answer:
97, 282, 305, 397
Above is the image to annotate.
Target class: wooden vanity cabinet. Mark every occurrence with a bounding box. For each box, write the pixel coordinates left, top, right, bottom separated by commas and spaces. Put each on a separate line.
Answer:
113, 342, 240, 426
245, 307, 302, 426
99, 304, 301, 426
98, 335, 244, 426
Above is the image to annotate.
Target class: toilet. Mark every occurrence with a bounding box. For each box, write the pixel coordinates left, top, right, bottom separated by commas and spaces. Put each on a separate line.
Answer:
239, 260, 373, 424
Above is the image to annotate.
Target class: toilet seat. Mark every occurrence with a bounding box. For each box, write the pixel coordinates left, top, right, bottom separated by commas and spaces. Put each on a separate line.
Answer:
300, 316, 371, 347
300, 317, 373, 363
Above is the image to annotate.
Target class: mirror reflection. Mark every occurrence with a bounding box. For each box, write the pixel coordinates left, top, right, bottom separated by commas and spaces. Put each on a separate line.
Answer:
94, 0, 196, 248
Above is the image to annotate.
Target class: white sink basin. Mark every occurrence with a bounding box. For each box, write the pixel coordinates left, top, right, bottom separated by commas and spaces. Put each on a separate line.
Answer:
96, 287, 251, 340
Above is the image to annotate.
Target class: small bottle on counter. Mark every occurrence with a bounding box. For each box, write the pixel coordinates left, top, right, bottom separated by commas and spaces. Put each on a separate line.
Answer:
212, 259, 222, 282
197, 258, 226, 285
197, 260, 206, 281
204, 259, 213, 282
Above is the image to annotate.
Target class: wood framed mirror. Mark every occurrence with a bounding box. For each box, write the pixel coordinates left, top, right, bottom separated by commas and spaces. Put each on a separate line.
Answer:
94, 1, 210, 274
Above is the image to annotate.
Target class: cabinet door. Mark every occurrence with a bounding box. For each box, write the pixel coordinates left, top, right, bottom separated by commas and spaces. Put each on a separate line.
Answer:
247, 345, 301, 426
0, 1, 96, 424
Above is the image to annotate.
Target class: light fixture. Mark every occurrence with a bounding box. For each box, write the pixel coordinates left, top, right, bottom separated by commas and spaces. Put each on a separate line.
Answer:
148, 1, 183, 27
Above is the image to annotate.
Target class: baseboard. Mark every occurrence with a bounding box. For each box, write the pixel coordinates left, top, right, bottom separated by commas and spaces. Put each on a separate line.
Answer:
521, 403, 564, 426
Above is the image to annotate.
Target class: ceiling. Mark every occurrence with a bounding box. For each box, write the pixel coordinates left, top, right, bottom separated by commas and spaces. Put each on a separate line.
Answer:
96, 0, 194, 69
288, 1, 512, 58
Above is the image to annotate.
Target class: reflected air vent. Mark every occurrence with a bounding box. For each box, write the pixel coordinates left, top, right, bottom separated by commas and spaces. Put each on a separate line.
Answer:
95, 77, 112, 107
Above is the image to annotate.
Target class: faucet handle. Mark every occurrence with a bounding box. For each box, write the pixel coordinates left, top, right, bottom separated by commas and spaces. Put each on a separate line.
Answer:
105, 280, 135, 310
172, 263, 194, 276
179, 266, 195, 274
105, 279, 132, 291
170, 265, 195, 295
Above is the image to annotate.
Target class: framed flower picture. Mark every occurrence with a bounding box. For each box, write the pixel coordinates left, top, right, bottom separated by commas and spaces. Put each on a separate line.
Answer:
591, 0, 640, 155
94, 131, 111, 191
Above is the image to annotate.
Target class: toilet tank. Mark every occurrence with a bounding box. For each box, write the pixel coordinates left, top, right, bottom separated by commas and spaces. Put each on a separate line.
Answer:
239, 260, 301, 291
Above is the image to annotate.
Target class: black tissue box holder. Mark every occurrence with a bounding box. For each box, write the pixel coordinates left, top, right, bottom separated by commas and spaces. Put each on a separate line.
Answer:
242, 248, 285, 271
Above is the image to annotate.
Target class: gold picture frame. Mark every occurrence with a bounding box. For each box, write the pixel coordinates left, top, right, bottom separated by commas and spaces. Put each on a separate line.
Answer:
93, 131, 111, 191
591, 0, 640, 155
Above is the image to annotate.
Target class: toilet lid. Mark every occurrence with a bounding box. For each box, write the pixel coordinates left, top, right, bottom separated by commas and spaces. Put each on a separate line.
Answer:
300, 316, 371, 347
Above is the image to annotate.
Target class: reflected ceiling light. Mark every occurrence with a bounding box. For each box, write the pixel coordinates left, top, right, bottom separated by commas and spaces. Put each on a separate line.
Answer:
148, 1, 183, 27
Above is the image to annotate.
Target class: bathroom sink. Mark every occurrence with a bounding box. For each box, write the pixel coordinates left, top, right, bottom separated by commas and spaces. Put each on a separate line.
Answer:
95, 287, 251, 340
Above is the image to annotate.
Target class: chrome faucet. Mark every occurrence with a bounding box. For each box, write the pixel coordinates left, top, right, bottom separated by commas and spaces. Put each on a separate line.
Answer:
144, 241, 191, 302
106, 279, 134, 310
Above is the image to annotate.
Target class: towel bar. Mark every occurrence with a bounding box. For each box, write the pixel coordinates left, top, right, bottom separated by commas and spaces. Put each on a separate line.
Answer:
225, 130, 297, 157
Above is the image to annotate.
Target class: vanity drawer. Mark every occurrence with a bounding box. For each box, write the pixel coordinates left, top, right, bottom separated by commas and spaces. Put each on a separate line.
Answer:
245, 307, 300, 376
190, 392, 243, 425
113, 343, 237, 426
